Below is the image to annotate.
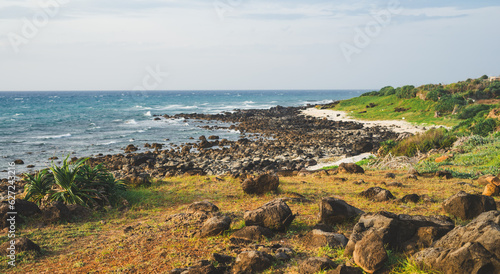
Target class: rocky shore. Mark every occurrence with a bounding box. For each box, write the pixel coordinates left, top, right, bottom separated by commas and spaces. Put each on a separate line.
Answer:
85, 105, 400, 180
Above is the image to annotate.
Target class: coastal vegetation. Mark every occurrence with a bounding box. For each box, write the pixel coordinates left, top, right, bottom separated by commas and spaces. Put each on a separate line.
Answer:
23, 157, 126, 207
3, 76, 500, 273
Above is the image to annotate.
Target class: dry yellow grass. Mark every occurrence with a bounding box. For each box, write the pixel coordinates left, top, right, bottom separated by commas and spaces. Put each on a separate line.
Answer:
5, 172, 496, 273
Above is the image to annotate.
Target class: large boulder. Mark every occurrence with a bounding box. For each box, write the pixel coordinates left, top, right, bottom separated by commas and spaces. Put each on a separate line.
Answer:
241, 174, 279, 195
442, 191, 496, 220
305, 229, 348, 248
359, 187, 395, 202
345, 211, 454, 256
244, 199, 295, 232
338, 163, 364, 174
413, 211, 500, 274
197, 215, 231, 237
477, 175, 500, 186
42, 201, 71, 223
319, 197, 364, 226
232, 250, 273, 274
230, 226, 274, 244
299, 257, 337, 274
352, 231, 387, 273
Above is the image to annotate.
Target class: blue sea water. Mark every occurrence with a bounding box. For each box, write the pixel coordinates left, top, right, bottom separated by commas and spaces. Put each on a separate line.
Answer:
0, 90, 365, 176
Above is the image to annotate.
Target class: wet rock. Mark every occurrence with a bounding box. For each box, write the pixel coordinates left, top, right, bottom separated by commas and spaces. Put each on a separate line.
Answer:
198, 215, 231, 237
320, 197, 364, 226
299, 257, 337, 274
0, 237, 41, 255
338, 163, 364, 174
241, 174, 279, 195
244, 199, 295, 232
230, 226, 274, 244
352, 231, 387, 274
359, 187, 395, 201
442, 191, 496, 220
232, 250, 273, 274
305, 229, 348, 248
13, 159, 24, 165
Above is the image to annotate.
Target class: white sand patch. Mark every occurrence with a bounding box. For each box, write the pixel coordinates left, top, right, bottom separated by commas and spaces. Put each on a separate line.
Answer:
307, 152, 374, 171
301, 108, 447, 134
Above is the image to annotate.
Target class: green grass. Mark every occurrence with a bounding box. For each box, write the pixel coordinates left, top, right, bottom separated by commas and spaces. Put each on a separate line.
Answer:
333, 95, 460, 127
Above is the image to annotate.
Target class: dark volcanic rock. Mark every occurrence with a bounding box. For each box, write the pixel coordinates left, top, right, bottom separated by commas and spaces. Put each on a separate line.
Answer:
352, 231, 387, 274
230, 226, 274, 244
299, 257, 337, 274
198, 215, 231, 237
442, 191, 496, 220
401, 194, 421, 203
123, 174, 152, 188
305, 229, 348, 248
0, 237, 41, 255
13, 159, 24, 165
320, 197, 364, 226
345, 211, 454, 256
359, 187, 395, 201
232, 250, 273, 274
338, 163, 364, 174
244, 199, 295, 232
241, 174, 279, 195
187, 201, 219, 214
413, 211, 500, 274
2, 199, 41, 217
42, 201, 71, 223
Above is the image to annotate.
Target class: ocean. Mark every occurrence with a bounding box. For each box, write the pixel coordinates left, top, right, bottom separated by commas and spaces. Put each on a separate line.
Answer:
0, 90, 365, 176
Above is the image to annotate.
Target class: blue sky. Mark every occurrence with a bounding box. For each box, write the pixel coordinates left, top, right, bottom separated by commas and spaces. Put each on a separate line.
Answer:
0, 0, 499, 91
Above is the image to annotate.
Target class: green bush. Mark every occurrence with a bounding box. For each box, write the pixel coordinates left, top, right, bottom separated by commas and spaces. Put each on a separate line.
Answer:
395, 85, 416, 99
426, 88, 445, 102
457, 104, 492, 119
388, 128, 457, 157
471, 118, 498, 137
24, 157, 126, 207
435, 94, 466, 113
379, 86, 396, 96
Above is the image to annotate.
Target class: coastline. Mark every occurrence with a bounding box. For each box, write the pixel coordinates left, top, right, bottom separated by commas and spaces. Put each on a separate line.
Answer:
300, 107, 444, 134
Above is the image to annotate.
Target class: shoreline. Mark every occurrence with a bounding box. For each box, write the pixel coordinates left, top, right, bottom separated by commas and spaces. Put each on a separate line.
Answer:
300, 107, 444, 134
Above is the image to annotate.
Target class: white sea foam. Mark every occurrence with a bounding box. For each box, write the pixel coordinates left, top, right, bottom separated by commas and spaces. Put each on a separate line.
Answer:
36, 133, 72, 139
144, 111, 152, 116
125, 119, 137, 125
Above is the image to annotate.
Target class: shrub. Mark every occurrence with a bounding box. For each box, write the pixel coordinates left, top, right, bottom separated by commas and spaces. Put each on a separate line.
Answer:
426, 88, 445, 102
457, 104, 492, 119
379, 86, 396, 96
388, 128, 457, 157
24, 157, 125, 207
435, 94, 466, 113
24, 170, 53, 206
471, 118, 498, 137
395, 85, 416, 99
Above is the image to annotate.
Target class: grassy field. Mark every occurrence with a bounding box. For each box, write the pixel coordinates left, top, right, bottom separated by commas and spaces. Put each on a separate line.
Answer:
332, 95, 461, 127
5, 170, 496, 273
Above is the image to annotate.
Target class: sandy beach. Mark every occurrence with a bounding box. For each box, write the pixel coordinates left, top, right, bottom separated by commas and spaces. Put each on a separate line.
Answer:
301, 107, 444, 134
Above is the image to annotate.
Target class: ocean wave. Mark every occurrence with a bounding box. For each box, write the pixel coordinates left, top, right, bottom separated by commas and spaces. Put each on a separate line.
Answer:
99, 141, 117, 146
36, 133, 72, 139
158, 104, 198, 110
134, 105, 152, 110
144, 111, 152, 117
14, 113, 24, 116
125, 119, 137, 125
14, 98, 23, 100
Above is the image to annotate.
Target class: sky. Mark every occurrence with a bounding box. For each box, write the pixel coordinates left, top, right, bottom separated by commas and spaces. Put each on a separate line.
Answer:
0, 0, 499, 91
